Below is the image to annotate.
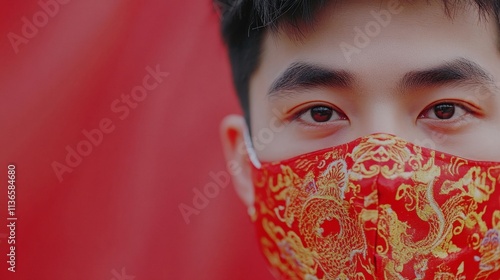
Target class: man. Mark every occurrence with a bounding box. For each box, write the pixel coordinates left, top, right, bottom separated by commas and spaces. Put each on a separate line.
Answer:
216, 0, 500, 278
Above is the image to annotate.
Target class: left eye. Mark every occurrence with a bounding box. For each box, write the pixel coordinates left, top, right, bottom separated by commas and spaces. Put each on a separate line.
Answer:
419, 102, 470, 120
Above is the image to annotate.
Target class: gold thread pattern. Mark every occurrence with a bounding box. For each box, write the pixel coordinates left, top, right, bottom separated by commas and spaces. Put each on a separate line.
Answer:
252, 134, 500, 279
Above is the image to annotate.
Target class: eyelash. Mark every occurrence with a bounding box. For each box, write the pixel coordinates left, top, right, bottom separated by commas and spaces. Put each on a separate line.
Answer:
418, 100, 480, 121
291, 103, 347, 124
287, 100, 481, 125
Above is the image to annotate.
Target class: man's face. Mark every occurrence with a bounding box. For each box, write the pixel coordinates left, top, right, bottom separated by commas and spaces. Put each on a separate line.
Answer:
248, 0, 500, 162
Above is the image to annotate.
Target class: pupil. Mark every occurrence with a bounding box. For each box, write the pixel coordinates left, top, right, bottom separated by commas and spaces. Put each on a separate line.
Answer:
434, 104, 455, 119
311, 107, 333, 122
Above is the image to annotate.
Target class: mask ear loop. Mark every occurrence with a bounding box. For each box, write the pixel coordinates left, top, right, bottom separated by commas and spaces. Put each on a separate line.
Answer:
243, 128, 260, 222
243, 128, 262, 169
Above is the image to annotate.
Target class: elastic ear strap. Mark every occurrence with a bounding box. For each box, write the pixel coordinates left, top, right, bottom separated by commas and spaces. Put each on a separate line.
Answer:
243, 129, 262, 169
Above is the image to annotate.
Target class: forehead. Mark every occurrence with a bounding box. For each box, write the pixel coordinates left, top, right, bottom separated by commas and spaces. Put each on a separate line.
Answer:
252, 0, 499, 93
266, 0, 498, 51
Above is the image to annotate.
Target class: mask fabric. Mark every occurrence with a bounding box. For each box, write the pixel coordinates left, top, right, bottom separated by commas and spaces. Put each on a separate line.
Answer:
251, 133, 500, 279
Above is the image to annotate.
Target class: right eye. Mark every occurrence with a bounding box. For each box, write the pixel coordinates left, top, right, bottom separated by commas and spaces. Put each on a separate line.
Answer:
297, 105, 348, 125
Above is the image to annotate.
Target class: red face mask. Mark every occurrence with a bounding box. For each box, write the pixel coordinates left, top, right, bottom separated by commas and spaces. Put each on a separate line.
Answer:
250, 133, 500, 279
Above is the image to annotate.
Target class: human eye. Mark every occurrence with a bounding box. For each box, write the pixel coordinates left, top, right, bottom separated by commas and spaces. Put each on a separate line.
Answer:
419, 102, 467, 120
293, 103, 348, 126
418, 101, 476, 120
417, 100, 483, 130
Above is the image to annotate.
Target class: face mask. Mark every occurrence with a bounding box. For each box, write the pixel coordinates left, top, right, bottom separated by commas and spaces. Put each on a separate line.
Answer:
249, 133, 500, 279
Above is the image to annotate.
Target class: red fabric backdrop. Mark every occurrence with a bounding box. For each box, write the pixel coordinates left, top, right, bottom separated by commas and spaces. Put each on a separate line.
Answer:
0, 1, 272, 279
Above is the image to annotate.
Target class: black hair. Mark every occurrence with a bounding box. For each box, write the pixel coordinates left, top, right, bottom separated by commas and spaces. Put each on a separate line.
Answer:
214, 0, 500, 125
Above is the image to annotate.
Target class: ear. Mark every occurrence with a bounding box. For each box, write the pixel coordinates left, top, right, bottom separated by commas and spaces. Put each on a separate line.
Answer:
220, 114, 255, 208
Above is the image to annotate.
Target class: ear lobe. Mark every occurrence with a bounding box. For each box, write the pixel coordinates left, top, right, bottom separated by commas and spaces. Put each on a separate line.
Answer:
220, 114, 255, 208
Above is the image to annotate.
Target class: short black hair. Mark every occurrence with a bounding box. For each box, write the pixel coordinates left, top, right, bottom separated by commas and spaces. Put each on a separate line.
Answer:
214, 0, 500, 125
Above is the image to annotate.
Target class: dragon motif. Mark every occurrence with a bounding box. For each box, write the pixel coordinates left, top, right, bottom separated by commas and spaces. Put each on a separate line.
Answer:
252, 134, 500, 279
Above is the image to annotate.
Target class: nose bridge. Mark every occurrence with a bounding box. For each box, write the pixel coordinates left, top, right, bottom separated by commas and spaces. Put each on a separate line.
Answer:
355, 98, 411, 138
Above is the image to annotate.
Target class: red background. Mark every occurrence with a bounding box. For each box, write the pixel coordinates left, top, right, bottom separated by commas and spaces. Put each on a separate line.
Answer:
0, 1, 272, 279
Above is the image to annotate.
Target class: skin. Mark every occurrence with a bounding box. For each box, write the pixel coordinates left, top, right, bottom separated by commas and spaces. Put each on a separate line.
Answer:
220, 0, 500, 208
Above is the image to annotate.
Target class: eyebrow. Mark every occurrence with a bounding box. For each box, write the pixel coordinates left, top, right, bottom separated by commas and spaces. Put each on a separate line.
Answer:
399, 58, 495, 91
268, 58, 495, 97
268, 62, 353, 97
